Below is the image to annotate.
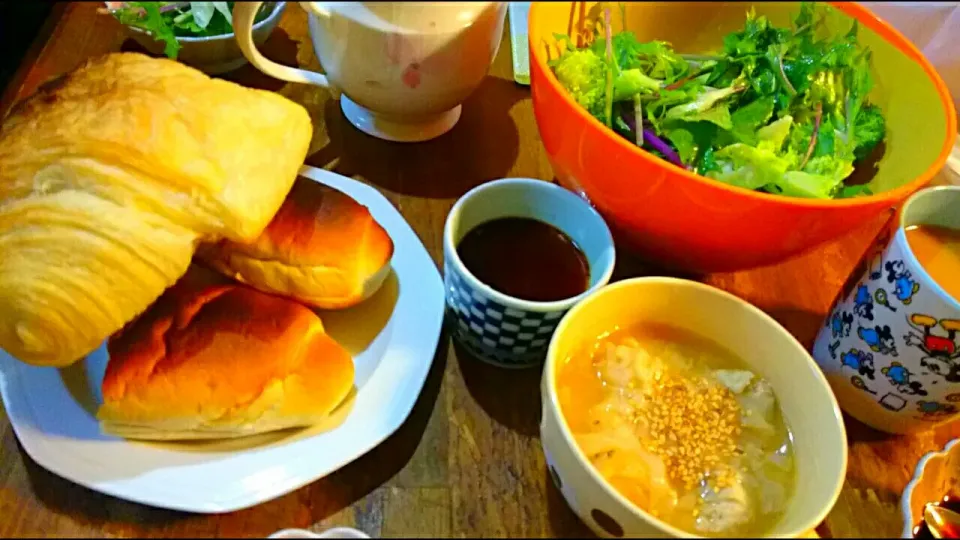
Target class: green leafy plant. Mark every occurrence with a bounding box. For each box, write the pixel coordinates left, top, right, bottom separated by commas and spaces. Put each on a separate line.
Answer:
549, 2, 886, 200
104, 2, 275, 59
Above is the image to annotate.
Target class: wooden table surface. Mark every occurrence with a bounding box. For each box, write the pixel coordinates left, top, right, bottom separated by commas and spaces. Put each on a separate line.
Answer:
1, 3, 957, 538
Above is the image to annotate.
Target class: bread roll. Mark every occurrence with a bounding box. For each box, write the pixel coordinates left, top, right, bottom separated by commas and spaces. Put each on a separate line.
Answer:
98, 267, 355, 440
0, 53, 312, 367
198, 176, 394, 310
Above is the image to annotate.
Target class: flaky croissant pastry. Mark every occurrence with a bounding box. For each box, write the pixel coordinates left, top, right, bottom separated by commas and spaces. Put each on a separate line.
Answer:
0, 53, 313, 367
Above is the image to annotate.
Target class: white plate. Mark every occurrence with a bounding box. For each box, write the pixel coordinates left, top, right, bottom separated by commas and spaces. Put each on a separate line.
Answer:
0, 166, 445, 513
269, 527, 370, 539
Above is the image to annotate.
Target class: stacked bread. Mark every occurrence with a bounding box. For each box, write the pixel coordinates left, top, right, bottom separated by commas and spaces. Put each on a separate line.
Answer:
0, 53, 394, 440
98, 266, 357, 440
198, 175, 395, 310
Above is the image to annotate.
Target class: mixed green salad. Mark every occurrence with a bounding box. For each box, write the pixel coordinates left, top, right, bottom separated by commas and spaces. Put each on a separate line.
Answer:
550, 2, 886, 199
104, 2, 275, 59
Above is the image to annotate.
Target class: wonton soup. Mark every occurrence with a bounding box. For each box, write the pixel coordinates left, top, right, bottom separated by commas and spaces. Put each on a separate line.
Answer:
556, 323, 797, 537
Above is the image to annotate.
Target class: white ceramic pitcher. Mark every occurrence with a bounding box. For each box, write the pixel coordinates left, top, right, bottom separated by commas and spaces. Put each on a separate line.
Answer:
234, 2, 507, 142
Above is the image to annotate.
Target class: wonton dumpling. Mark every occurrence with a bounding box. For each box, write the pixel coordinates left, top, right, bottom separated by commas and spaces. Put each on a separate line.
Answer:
737, 379, 777, 433
696, 472, 753, 533
714, 369, 754, 394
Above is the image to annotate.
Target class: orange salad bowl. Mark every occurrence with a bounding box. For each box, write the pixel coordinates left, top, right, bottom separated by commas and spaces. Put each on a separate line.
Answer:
529, 2, 956, 273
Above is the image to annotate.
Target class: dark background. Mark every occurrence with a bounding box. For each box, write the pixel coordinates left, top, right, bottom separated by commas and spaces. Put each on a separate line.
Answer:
0, 2, 56, 100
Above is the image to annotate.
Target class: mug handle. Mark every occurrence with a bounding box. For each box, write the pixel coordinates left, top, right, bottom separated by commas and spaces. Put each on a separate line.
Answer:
233, 1, 332, 89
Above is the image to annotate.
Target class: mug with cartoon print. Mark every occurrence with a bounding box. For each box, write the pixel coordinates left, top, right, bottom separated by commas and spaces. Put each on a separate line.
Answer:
812, 186, 960, 434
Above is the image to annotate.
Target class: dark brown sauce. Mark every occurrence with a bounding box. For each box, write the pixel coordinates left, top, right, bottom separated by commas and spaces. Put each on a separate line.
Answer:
456, 217, 590, 302
914, 494, 960, 539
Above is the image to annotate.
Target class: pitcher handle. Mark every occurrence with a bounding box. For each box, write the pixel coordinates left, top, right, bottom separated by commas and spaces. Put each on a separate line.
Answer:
233, 1, 331, 88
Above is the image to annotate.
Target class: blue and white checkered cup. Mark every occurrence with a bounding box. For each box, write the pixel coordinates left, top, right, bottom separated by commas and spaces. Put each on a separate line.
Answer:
443, 178, 616, 368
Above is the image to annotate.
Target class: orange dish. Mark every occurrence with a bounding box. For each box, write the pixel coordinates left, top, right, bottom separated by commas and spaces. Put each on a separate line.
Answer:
529, 2, 956, 273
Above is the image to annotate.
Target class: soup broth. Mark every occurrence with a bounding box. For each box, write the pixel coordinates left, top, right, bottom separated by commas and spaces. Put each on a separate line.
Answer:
905, 225, 960, 302
556, 324, 796, 537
